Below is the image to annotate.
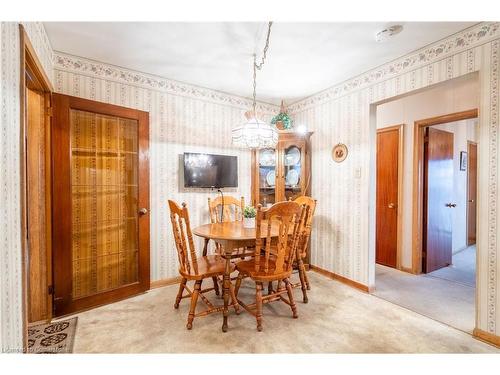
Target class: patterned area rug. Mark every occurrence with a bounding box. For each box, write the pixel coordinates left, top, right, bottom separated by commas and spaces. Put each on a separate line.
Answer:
27, 318, 77, 354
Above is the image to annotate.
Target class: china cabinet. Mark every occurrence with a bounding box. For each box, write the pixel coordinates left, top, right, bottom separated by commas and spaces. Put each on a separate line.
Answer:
251, 131, 313, 207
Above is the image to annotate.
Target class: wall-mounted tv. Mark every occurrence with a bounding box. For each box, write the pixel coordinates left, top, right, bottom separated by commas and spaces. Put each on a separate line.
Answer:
183, 152, 238, 188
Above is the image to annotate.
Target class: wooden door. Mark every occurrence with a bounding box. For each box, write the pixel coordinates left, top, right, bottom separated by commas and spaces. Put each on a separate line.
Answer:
376, 127, 400, 268
52, 94, 150, 316
423, 128, 454, 273
467, 142, 477, 245
26, 88, 52, 322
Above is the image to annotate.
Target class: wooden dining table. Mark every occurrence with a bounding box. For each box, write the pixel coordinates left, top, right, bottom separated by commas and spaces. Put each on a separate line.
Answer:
192, 220, 281, 332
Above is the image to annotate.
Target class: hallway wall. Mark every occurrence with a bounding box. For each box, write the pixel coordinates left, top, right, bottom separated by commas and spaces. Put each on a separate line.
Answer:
290, 22, 500, 338
376, 75, 479, 267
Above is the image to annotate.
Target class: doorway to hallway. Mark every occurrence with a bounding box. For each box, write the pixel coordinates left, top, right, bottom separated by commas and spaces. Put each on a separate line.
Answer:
374, 105, 478, 333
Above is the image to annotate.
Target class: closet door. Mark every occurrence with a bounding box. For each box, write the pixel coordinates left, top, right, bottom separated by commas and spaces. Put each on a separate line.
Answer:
52, 94, 150, 316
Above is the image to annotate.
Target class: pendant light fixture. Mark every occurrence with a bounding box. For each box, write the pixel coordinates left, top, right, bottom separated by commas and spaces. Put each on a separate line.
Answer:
232, 22, 278, 149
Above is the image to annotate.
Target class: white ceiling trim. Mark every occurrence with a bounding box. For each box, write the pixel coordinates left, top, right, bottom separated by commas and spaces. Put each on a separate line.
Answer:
288, 22, 500, 112
53, 52, 280, 113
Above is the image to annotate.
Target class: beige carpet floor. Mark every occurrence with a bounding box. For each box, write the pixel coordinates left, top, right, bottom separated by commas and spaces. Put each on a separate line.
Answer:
374, 264, 475, 333
63, 271, 498, 353
427, 245, 476, 287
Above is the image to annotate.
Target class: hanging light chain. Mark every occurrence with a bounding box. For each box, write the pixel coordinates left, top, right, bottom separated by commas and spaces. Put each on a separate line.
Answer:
252, 21, 273, 115
255, 21, 273, 70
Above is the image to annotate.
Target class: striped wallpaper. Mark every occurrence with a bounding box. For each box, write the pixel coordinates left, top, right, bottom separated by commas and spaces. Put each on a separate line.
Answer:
1, 21, 500, 351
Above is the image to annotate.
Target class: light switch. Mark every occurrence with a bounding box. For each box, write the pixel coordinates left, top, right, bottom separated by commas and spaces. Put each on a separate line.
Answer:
355, 167, 362, 179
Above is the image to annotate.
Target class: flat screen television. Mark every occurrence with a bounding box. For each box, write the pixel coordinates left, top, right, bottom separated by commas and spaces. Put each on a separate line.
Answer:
183, 152, 238, 188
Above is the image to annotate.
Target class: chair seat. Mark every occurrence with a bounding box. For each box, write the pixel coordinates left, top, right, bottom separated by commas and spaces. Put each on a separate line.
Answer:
235, 256, 291, 282
179, 255, 233, 280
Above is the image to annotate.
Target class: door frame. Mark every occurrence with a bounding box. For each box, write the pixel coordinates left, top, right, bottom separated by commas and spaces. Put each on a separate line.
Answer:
19, 25, 54, 350
411, 109, 478, 274
376, 124, 404, 270
467, 140, 478, 246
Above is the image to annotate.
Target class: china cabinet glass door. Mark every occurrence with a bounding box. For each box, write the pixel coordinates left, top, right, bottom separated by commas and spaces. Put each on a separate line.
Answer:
253, 133, 310, 207
258, 148, 277, 207
282, 143, 304, 201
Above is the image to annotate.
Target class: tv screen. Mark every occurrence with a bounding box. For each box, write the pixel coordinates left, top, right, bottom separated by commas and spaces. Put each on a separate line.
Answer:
183, 153, 238, 188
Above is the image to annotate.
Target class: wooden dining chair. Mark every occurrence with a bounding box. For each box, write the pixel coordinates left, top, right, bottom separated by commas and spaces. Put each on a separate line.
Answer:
168, 200, 239, 329
292, 196, 317, 303
207, 195, 254, 259
233, 201, 306, 331
208, 195, 245, 224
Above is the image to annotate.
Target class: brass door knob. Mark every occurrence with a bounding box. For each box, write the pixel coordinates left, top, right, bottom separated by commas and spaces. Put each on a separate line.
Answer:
388, 203, 396, 209
139, 207, 148, 215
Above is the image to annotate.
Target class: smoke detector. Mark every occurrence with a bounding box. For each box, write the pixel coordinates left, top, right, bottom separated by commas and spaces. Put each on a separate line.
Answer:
375, 25, 403, 42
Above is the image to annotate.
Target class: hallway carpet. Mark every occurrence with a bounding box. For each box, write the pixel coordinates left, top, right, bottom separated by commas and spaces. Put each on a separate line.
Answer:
64, 272, 497, 353
374, 264, 474, 333
427, 245, 476, 287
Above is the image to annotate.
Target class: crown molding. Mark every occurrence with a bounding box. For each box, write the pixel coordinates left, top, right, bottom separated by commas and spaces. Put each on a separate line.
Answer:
288, 22, 500, 112
52, 23, 500, 114
53, 52, 279, 113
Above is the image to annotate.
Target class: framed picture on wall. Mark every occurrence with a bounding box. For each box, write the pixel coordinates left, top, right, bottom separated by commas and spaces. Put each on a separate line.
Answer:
460, 151, 468, 171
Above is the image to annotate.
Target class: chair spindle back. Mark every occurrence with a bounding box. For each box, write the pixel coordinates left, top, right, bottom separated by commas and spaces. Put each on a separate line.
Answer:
293, 196, 317, 259
254, 201, 305, 275
168, 200, 198, 274
208, 195, 245, 223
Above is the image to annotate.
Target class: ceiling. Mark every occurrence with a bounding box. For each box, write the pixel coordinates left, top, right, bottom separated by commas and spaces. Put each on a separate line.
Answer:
44, 22, 477, 105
